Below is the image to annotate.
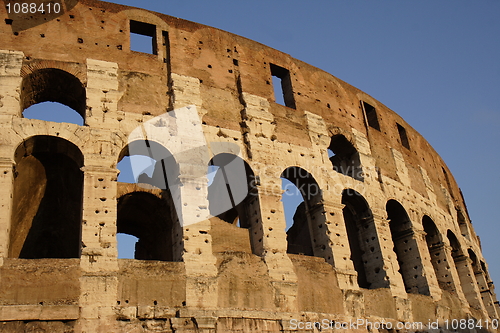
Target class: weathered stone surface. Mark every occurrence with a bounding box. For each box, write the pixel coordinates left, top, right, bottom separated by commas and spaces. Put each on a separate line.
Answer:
0, 1, 498, 332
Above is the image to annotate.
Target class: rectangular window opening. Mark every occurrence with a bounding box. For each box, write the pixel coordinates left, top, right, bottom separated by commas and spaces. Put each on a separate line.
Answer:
270, 63, 296, 109
362, 101, 380, 131
130, 20, 157, 54
397, 123, 410, 149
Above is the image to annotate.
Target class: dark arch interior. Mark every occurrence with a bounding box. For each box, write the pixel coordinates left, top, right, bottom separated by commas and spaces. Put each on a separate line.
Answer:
21, 68, 86, 122
207, 153, 263, 255
328, 134, 363, 181
208, 153, 257, 228
281, 167, 328, 259
117, 191, 174, 261
386, 200, 429, 295
118, 140, 178, 189
116, 141, 180, 261
342, 189, 384, 289
423, 216, 455, 292
447, 230, 462, 258
423, 216, 441, 247
10, 135, 84, 258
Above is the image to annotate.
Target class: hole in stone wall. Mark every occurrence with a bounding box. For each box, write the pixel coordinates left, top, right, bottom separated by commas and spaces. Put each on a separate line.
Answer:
20, 68, 86, 124
207, 153, 262, 255
446, 230, 483, 309
23, 101, 84, 126
456, 209, 470, 239
117, 191, 174, 261
423, 216, 453, 292
342, 189, 385, 289
281, 167, 331, 261
270, 63, 296, 109
328, 135, 363, 181
387, 200, 429, 295
397, 123, 410, 149
362, 101, 380, 131
281, 178, 303, 233
117, 233, 138, 259
10, 136, 84, 259
116, 141, 180, 261
130, 20, 156, 54
117, 155, 156, 184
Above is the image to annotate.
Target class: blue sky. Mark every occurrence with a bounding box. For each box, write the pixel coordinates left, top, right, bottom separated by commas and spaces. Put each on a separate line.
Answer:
109, 0, 500, 287
27, 1, 500, 288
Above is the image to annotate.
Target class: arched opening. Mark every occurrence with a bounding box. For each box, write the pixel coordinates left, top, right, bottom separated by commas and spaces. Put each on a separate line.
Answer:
23, 101, 84, 125
342, 189, 386, 289
281, 167, 332, 263
117, 192, 174, 261
20, 68, 86, 125
469, 250, 487, 292
207, 153, 263, 255
117, 233, 139, 259
422, 216, 454, 292
456, 209, 470, 240
386, 200, 429, 295
469, 250, 499, 318
328, 134, 363, 181
281, 177, 304, 232
10, 135, 84, 258
116, 140, 181, 261
447, 230, 483, 310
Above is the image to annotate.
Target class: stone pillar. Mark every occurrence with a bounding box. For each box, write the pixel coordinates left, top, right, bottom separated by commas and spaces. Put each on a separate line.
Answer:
412, 228, 443, 298
257, 179, 298, 312
79, 165, 120, 332
371, 213, 407, 298
322, 201, 358, 289
453, 255, 488, 317
0, 50, 23, 117
0, 157, 14, 263
177, 162, 219, 309
0, 51, 23, 262
427, 242, 464, 300
391, 227, 436, 296
475, 269, 499, 318
86, 59, 122, 129
167, 72, 219, 308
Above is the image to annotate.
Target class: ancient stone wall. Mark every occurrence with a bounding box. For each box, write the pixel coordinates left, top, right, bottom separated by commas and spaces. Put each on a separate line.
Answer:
0, 0, 498, 332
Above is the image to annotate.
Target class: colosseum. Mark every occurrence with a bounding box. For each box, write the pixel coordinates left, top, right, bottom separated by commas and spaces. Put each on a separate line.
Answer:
0, 0, 498, 332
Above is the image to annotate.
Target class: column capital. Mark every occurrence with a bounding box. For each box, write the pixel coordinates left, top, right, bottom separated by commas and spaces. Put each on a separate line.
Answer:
0, 157, 14, 168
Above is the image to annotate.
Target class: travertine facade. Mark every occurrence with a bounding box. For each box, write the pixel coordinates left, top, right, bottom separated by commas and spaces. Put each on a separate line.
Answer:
0, 1, 498, 332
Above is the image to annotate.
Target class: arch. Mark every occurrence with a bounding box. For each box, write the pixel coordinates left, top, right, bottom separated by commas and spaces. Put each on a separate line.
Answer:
469, 249, 498, 318
117, 191, 174, 261
207, 153, 263, 255
328, 134, 363, 181
20, 68, 86, 122
447, 230, 462, 257
117, 140, 179, 189
422, 216, 454, 292
116, 140, 181, 261
447, 230, 484, 310
281, 167, 333, 263
10, 135, 84, 258
386, 200, 429, 295
456, 208, 470, 240
342, 189, 386, 289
